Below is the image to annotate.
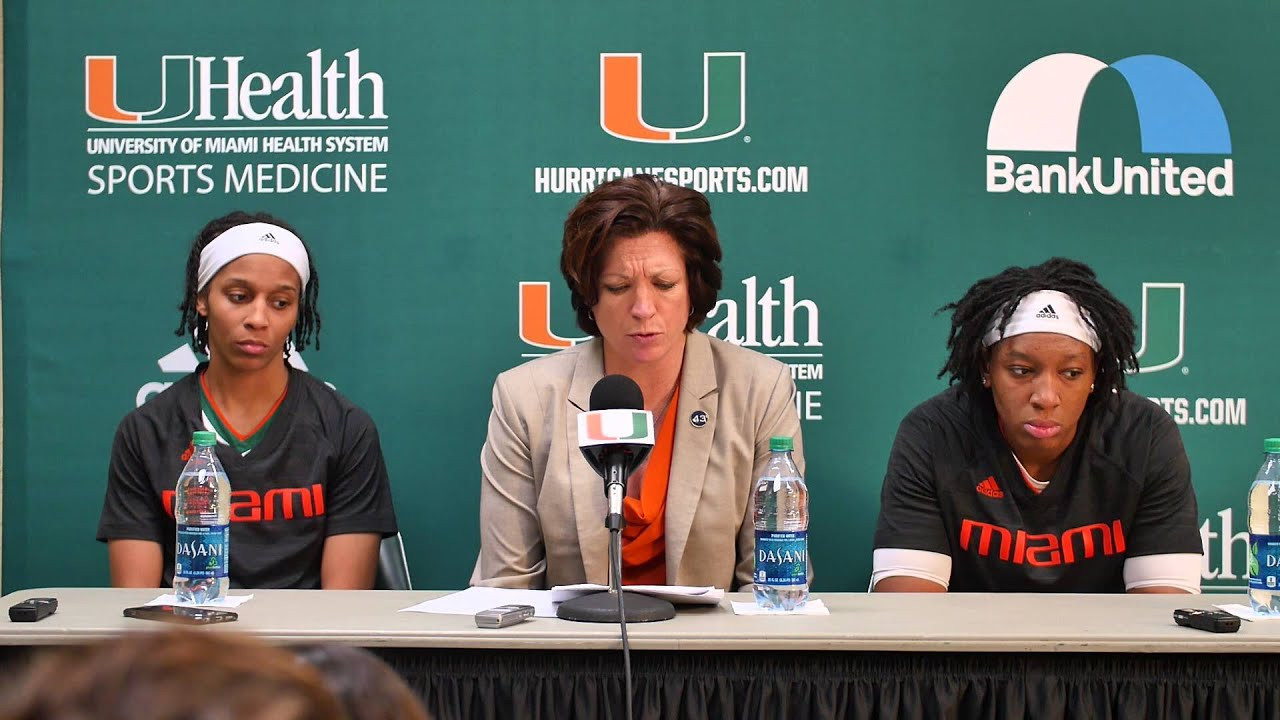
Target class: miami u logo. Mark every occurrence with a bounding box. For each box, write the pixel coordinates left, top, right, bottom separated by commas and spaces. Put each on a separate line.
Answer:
583, 411, 651, 442
1135, 282, 1185, 374
600, 52, 745, 143
85, 55, 193, 124
519, 282, 589, 350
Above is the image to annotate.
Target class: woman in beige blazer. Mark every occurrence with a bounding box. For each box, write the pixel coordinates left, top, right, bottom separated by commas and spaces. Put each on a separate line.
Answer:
475, 175, 804, 591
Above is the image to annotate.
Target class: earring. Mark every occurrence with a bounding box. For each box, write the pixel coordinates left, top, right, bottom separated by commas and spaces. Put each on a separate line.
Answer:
588, 309, 595, 321
1090, 383, 1095, 392
981, 375, 990, 388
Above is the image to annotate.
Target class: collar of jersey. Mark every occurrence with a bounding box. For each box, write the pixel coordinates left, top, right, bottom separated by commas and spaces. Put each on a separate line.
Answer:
199, 370, 289, 455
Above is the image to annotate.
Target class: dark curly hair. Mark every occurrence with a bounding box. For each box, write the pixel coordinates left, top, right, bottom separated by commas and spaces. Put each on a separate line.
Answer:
560, 174, 722, 336
174, 210, 320, 357
938, 257, 1137, 403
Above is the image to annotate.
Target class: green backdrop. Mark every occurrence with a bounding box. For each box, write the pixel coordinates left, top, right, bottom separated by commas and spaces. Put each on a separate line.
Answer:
2, 0, 1271, 593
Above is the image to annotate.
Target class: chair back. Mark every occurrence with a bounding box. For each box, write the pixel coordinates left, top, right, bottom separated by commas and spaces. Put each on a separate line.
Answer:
375, 532, 412, 590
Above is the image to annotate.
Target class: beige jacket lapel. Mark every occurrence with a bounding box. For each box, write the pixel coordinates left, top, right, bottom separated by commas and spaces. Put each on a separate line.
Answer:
665, 332, 718, 584
566, 340, 609, 584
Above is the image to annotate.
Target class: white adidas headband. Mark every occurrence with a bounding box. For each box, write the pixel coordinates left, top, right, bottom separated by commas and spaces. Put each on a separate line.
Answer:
982, 289, 1100, 351
197, 222, 310, 292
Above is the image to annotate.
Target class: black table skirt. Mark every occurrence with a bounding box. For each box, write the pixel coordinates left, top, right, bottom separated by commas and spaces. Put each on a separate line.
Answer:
372, 648, 1280, 720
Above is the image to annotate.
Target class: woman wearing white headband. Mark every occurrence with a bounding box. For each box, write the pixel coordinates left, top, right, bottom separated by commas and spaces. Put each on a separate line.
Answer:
97, 211, 398, 590
872, 258, 1200, 593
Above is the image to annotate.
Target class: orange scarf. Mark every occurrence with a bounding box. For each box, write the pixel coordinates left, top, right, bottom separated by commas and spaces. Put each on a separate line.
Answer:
620, 387, 678, 585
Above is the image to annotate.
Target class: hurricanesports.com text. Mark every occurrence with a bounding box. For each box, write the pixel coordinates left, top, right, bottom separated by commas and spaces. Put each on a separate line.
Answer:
1150, 397, 1247, 426
534, 166, 809, 194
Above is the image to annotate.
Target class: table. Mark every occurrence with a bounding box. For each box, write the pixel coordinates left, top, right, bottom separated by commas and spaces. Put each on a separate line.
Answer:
2, 588, 1278, 719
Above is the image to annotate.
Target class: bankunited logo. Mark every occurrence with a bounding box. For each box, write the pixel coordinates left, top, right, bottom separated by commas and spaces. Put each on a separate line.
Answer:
600, 52, 745, 143
986, 53, 1232, 197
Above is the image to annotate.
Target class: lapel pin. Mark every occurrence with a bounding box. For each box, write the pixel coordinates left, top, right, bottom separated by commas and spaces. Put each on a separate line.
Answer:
690, 410, 708, 428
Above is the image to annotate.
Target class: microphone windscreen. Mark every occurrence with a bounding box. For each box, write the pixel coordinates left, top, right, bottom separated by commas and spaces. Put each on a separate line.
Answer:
589, 374, 644, 411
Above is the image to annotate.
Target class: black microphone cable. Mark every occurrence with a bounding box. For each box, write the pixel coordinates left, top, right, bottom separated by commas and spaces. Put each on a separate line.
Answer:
610, 526, 633, 720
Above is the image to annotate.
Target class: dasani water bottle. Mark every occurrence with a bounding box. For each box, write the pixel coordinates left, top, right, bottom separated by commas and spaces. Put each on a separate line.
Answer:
754, 436, 809, 610
174, 430, 231, 604
1249, 438, 1280, 613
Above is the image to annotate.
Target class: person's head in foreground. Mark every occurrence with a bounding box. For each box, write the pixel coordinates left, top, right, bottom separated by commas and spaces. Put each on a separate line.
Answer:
0, 630, 344, 720
292, 644, 431, 720
871, 257, 1200, 594
560, 173, 722, 380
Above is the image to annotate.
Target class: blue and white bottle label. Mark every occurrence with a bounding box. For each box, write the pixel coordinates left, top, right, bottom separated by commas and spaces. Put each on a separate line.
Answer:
755, 530, 808, 586
176, 524, 229, 579
1248, 533, 1280, 590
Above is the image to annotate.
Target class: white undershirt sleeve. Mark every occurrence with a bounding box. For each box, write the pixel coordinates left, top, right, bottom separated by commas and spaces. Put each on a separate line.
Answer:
870, 548, 952, 591
1123, 553, 1202, 593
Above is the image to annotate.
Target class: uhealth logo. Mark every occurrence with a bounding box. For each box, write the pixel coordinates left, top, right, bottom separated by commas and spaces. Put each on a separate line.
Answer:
85, 50, 385, 124
986, 53, 1232, 197
600, 52, 745, 143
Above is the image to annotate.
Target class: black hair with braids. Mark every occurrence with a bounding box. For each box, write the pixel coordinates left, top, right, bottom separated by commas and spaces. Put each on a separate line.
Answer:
174, 211, 321, 357
938, 257, 1136, 403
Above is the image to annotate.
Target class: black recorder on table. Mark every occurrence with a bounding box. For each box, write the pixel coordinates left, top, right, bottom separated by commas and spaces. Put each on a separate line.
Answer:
9, 598, 57, 622
1173, 608, 1240, 633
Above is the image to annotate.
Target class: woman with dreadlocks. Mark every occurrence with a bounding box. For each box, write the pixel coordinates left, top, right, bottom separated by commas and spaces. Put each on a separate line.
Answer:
97, 211, 398, 590
871, 258, 1200, 593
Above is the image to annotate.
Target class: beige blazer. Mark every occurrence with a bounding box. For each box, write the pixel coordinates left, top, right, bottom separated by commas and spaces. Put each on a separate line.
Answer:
475, 331, 804, 591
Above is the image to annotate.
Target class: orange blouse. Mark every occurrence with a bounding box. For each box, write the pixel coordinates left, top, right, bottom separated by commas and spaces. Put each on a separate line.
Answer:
620, 387, 679, 585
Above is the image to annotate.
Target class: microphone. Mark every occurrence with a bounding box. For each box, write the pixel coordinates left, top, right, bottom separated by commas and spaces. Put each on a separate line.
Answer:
559, 374, 674, 625
577, 375, 654, 530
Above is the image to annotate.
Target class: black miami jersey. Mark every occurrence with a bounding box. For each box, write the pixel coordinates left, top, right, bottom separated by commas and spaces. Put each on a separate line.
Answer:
873, 386, 1201, 592
97, 364, 398, 589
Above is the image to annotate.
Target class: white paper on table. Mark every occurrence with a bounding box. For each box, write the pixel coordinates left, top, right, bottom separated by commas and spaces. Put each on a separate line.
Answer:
730, 599, 829, 616
551, 584, 724, 605
399, 587, 559, 618
145, 594, 254, 608
1215, 603, 1280, 621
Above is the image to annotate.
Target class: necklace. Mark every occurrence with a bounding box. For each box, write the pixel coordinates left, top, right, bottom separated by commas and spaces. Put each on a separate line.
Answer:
651, 383, 677, 422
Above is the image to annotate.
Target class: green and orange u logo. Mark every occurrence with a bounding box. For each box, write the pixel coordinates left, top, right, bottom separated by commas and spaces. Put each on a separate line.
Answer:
85, 55, 193, 124
584, 412, 651, 442
600, 52, 746, 143
1134, 282, 1185, 374
519, 282, 589, 350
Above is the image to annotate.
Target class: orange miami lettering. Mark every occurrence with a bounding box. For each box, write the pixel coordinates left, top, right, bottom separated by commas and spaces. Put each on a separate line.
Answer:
163, 485, 326, 522
959, 518, 1126, 567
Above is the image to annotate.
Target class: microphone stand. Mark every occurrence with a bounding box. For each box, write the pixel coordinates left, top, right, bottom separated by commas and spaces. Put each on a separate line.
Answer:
557, 456, 676, 623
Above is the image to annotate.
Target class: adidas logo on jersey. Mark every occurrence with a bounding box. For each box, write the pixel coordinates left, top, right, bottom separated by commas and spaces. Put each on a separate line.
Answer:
1035, 304, 1058, 319
976, 476, 1004, 499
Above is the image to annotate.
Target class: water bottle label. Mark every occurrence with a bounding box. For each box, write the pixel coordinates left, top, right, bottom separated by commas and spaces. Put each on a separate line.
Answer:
175, 524, 229, 579
1249, 534, 1280, 590
754, 530, 808, 586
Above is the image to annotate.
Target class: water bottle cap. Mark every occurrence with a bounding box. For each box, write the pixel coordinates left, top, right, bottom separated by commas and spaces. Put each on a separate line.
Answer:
192, 431, 217, 447
769, 436, 793, 452
1266, 438, 1280, 453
